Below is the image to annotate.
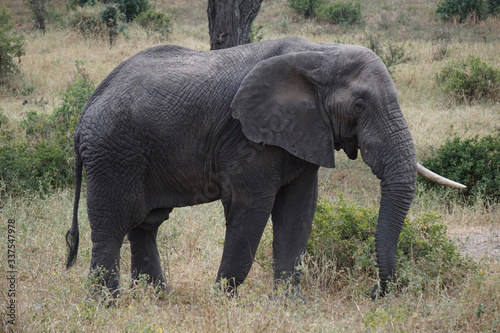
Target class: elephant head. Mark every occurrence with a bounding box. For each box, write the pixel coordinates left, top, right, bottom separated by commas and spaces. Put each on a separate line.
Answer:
231, 45, 449, 296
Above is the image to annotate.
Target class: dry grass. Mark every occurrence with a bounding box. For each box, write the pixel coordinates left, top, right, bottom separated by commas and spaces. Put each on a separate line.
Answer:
1, 0, 499, 331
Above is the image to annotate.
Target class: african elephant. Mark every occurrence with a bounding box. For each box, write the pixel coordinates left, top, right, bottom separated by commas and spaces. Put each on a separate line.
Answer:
65, 37, 463, 299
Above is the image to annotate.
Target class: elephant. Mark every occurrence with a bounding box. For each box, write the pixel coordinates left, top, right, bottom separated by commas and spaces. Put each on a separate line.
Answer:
65, 37, 464, 300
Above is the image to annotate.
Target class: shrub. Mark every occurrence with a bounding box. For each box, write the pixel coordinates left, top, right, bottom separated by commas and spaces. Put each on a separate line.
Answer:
0, 7, 25, 83
115, 0, 149, 21
68, 4, 106, 36
23, 72, 94, 155
250, 24, 264, 43
419, 133, 500, 203
437, 0, 487, 22
287, 0, 323, 18
318, 1, 362, 25
27, 0, 47, 31
305, 197, 470, 292
365, 34, 409, 74
437, 56, 500, 103
0, 73, 95, 197
135, 8, 171, 40
0, 109, 14, 143
488, 0, 500, 14
0, 141, 71, 196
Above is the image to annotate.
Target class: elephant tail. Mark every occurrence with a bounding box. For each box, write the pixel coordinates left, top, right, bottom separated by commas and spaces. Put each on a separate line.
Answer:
66, 152, 82, 269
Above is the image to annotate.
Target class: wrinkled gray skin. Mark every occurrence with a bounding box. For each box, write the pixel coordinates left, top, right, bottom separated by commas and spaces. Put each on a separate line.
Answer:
66, 37, 416, 299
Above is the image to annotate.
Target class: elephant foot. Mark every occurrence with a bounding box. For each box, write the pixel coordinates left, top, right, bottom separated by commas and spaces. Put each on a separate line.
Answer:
213, 278, 240, 300
370, 278, 399, 299
131, 273, 171, 295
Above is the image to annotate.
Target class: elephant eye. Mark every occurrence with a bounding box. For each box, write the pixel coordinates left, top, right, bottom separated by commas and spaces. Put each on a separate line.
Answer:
354, 99, 366, 112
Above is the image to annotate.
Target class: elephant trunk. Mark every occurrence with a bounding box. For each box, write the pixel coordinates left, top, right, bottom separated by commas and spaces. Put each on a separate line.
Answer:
360, 108, 417, 298
374, 156, 417, 298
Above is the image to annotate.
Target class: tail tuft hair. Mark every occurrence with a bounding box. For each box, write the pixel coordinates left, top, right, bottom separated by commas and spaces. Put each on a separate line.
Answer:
65, 228, 80, 268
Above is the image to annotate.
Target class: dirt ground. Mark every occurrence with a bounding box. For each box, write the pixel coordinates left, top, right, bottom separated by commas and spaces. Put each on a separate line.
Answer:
451, 228, 500, 260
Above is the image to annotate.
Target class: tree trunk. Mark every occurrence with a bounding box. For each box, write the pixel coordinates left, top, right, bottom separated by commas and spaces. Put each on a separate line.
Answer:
207, 0, 263, 50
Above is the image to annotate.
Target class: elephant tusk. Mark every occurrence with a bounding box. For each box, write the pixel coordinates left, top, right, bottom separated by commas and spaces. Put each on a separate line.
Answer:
417, 163, 467, 189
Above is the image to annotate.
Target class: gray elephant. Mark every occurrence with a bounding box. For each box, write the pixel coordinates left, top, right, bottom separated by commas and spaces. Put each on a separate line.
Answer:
65, 37, 463, 299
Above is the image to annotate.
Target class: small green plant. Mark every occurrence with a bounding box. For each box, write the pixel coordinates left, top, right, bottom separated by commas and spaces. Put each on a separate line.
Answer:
305, 197, 470, 292
317, 1, 362, 25
437, 56, 500, 103
0, 109, 14, 143
365, 34, 409, 74
437, 0, 487, 22
419, 132, 500, 203
135, 8, 171, 40
250, 24, 264, 43
287, 0, 323, 18
0, 7, 25, 83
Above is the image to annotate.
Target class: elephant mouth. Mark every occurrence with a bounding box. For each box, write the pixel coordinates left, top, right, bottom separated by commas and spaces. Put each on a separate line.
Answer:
342, 142, 359, 160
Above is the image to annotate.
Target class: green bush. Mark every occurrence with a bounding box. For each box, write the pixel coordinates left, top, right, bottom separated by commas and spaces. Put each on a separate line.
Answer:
0, 142, 71, 196
0, 109, 14, 143
365, 34, 409, 74
0, 7, 25, 83
318, 1, 362, 25
437, 56, 500, 103
0, 74, 94, 197
71, 0, 148, 23
437, 0, 487, 22
115, 0, 149, 21
306, 197, 470, 292
135, 8, 171, 40
68, 4, 106, 36
488, 0, 500, 14
287, 0, 323, 18
419, 133, 500, 203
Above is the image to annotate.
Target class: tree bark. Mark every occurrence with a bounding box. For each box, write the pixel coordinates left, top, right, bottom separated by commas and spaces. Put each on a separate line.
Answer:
207, 0, 263, 50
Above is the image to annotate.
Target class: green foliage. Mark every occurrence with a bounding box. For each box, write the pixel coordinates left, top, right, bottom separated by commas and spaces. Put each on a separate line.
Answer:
306, 197, 470, 292
0, 7, 25, 83
250, 24, 264, 43
317, 1, 362, 25
135, 8, 171, 40
420, 133, 500, 203
27, 0, 47, 31
0, 141, 71, 196
0, 109, 14, 143
287, 0, 323, 18
115, 0, 149, 22
437, 56, 500, 103
101, 4, 119, 26
365, 34, 409, 74
437, 0, 487, 22
68, 4, 106, 36
487, 0, 500, 14
0, 73, 94, 197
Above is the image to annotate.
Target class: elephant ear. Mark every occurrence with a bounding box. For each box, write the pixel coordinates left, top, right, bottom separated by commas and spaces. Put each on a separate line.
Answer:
231, 51, 335, 168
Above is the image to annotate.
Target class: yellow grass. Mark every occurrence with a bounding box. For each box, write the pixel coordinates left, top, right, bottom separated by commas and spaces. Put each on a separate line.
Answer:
1, 0, 499, 331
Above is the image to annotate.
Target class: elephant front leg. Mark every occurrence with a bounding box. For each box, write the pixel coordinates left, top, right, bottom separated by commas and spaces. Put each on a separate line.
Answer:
271, 171, 318, 301
128, 226, 166, 290
216, 192, 275, 297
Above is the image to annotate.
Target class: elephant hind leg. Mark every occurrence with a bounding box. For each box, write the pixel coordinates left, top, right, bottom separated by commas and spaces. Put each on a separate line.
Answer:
88, 232, 125, 299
